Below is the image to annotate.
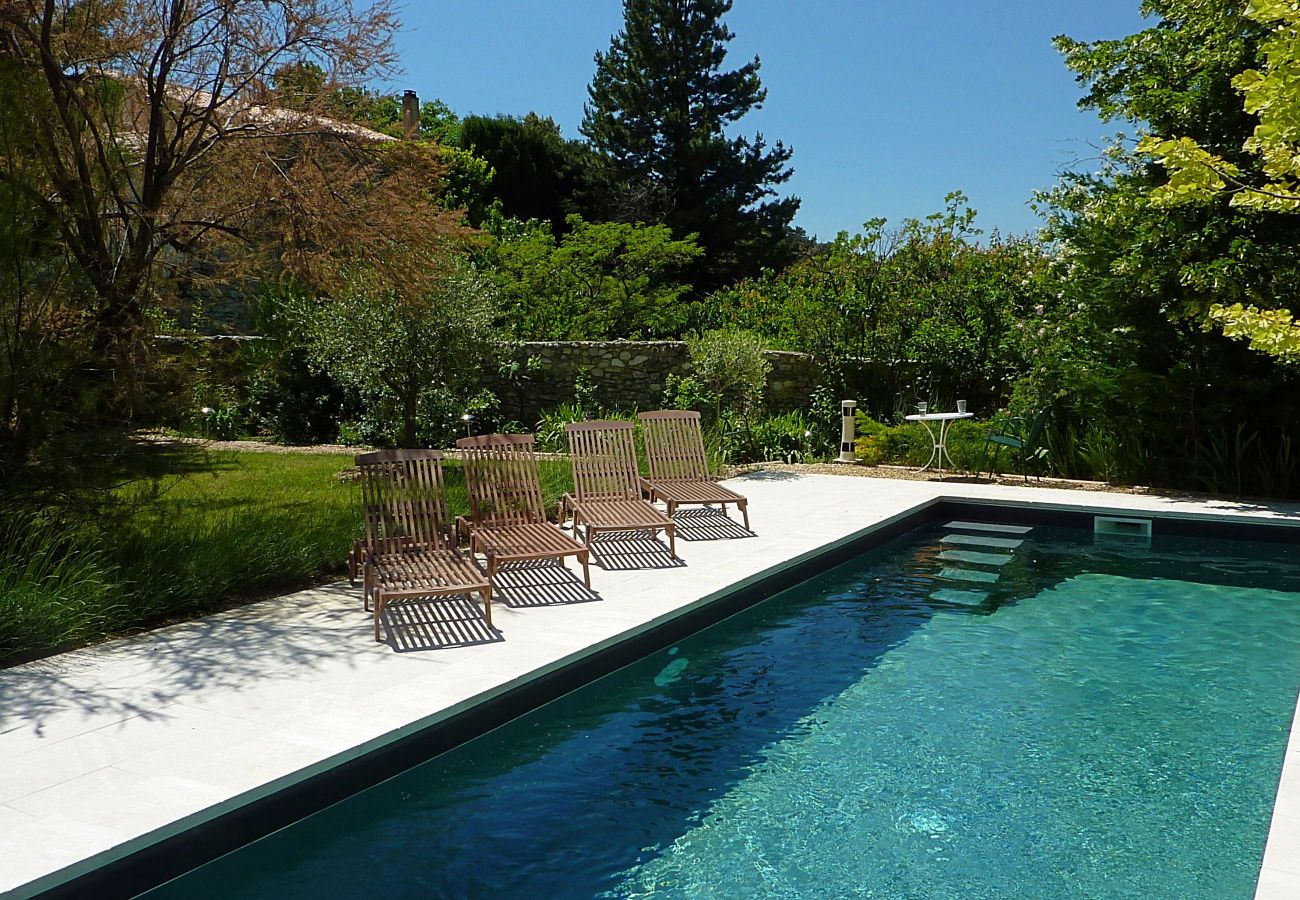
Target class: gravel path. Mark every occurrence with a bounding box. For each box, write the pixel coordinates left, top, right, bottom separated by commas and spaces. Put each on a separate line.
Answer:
725, 462, 1167, 496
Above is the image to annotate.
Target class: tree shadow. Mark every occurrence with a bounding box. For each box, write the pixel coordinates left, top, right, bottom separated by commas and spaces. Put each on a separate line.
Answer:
0, 583, 368, 739
489, 559, 602, 609
733, 468, 804, 482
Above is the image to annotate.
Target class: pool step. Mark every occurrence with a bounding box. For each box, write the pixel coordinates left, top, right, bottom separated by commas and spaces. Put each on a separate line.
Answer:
941, 533, 1024, 550
937, 549, 1013, 567
929, 523, 1031, 608
938, 566, 1000, 584
931, 588, 989, 606
945, 521, 1033, 535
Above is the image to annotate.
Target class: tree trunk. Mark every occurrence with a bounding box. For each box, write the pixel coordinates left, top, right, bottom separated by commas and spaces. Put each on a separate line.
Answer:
401, 391, 417, 448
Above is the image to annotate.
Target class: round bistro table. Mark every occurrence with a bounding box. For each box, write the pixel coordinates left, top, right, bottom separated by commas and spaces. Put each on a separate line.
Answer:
903, 411, 975, 473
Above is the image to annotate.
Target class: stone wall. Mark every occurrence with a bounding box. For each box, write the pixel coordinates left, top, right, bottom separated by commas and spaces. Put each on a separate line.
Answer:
484, 340, 822, 425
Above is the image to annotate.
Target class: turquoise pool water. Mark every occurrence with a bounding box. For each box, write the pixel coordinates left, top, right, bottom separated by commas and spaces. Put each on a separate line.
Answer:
151, 522, 1300, 898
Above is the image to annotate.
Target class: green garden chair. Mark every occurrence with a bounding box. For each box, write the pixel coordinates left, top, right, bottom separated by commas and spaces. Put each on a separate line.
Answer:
983, 406, 1052, 482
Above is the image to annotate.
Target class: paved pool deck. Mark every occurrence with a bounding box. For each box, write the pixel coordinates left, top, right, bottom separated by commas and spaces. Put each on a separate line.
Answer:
2, 473, 1300, 898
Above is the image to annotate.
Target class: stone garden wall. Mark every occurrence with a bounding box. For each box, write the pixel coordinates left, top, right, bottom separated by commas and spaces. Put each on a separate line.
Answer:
484, 340, 823, 425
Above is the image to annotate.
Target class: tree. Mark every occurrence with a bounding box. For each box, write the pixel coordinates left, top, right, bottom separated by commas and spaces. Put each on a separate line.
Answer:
1140, 1, 1300, 212
459, 113, 598, 234
0, 56, 80, 480
280, 258, 503, 448
0, 0, 469, 423
581, 0, 799, 288
685, 328, 770, 422
491, 214, 702, 339
1026, 0, 1300, 493
699, 194, 1051, 413
1135, 0, 1300, 360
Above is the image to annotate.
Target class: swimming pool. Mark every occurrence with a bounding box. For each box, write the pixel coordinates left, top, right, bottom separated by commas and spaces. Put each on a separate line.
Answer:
147, 519, 1300, 898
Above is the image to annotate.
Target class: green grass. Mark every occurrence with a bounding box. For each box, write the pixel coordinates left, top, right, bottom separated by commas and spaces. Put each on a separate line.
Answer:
0, 446, 575, 664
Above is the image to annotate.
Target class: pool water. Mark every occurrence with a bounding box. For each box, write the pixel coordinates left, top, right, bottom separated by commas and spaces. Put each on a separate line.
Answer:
150, 522, 1300, 899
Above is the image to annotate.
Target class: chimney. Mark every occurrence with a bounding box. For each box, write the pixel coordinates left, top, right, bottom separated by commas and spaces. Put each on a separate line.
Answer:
401, 90, 419, 139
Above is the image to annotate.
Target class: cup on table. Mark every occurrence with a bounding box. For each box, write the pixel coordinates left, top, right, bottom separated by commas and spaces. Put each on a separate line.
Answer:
917, 402, 928, 415
957, 400, 967, 414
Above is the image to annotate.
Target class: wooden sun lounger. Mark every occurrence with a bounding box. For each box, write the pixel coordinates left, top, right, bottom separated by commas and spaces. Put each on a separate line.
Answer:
563, 420, 677, 559
356, 449, 493, 641
638, 410, 750, 530
454, 433, 591, 589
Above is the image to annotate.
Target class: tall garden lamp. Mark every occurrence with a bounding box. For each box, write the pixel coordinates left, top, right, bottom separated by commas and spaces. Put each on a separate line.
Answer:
835, 400, 859, 464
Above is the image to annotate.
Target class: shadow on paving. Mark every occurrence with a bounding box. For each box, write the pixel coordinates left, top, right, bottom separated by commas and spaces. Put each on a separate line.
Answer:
382, 596, 503, 652
671, 506, 754, 541
589, 530, 685, 570
0, 583, 365, 739
488, 559, 601, 609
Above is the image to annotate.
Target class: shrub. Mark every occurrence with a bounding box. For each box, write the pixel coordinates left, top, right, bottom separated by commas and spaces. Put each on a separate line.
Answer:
748, 410, 819, 463
853, 415, 998, 473
662, 372, 710, 412
686, 327, 771, 422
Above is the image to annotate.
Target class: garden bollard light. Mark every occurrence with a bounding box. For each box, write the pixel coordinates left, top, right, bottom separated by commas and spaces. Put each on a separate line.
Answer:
835, 400, 859, 464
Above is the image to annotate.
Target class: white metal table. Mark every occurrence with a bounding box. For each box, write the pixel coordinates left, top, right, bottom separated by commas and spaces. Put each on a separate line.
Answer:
904, 411, 974, 473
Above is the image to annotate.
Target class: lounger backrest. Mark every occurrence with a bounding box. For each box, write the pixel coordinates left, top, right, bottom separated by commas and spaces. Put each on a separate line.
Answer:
639, 410, 709, 482
564, 420, 640, 502
455, 433, 547, 526
355, 449, 453, 553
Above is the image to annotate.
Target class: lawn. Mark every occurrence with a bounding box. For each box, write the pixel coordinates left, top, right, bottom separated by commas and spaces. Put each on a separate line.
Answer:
0, 445, 574, 665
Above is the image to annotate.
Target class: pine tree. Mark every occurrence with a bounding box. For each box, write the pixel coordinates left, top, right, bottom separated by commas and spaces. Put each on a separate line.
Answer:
581, 0, 800, 289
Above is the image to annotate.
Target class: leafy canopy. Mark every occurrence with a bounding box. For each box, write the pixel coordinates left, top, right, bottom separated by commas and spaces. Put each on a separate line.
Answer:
1024, 0, 1300, 492
1133, 1, 1300, 360
491, 215, 702, 340
700, 194, 1050, 411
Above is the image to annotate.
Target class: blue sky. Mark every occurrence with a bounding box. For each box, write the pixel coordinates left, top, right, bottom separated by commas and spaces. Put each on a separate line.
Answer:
381, 1, 1147, 240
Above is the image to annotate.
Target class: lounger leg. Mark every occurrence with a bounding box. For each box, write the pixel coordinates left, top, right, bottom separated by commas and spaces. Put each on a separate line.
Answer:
481, 585, 493, 630
667, 500, 677, 518
666, 524, 677, 559
579, 551, 591, 588
373, 593, 383, 642
740, 501, 750, 531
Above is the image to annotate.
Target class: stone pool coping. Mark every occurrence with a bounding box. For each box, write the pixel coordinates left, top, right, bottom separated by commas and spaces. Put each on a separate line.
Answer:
1, 474, 1298, 898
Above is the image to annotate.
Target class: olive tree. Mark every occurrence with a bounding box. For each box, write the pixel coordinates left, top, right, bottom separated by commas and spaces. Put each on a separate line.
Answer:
281, 258, 503, 447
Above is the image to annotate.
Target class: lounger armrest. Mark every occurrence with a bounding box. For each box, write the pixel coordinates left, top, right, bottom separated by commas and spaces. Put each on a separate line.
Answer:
637, 475, 656, 501
454, 516, 472, 546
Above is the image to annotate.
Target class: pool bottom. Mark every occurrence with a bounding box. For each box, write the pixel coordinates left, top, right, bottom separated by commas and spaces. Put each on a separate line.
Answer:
36, 501, 1300, 899
614, 573, 1293, 898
